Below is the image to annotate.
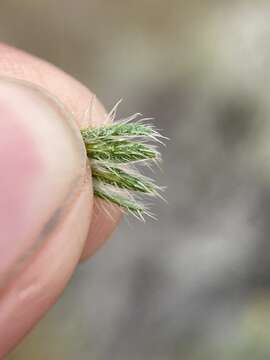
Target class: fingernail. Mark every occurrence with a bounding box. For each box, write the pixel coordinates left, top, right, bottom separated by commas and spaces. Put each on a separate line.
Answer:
0, 77, 86, 286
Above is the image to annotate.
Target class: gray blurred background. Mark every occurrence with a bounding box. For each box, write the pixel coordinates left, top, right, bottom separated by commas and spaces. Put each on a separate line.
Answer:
3, 1, 270, 359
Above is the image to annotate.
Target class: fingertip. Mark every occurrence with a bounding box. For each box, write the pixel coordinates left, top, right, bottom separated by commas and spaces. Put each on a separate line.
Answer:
0, 77, 87, 285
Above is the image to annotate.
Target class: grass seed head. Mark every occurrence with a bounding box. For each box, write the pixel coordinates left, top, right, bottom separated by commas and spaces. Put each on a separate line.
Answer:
81, 107, 165, 219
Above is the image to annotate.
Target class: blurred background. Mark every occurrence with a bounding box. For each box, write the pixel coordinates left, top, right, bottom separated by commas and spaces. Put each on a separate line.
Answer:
2, 1, 270, 359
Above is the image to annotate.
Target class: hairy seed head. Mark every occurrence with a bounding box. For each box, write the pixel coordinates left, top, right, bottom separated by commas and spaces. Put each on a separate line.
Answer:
81, 108, 165, 219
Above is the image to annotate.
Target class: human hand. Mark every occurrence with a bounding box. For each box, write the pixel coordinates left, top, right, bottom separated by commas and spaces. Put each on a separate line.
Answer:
0, 43, 122, 358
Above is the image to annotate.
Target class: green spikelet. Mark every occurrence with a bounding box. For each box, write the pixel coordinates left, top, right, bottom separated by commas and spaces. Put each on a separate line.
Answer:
93, 187, 145, 218
86, 140, 158, 163
92, 165, 157, 194
81, 122, 156, 142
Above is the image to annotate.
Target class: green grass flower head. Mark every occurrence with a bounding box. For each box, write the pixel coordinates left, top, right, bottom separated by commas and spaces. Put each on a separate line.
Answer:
80, 104, 165, 220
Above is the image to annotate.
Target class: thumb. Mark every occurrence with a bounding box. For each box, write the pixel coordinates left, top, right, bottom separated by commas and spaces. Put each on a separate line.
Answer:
0, 77, 92, 356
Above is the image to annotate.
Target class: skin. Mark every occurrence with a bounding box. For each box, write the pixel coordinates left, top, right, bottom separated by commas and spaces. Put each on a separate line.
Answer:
0, 43, 122, 357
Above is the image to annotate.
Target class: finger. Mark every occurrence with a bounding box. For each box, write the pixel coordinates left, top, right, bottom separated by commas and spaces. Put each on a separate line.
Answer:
0, 44, 121, 357
0, 77, 88, 285
0, 43, 122, 260
0, 76, 90, 357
